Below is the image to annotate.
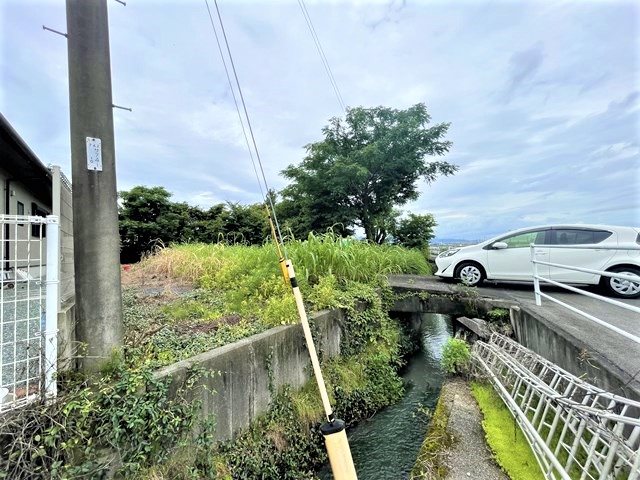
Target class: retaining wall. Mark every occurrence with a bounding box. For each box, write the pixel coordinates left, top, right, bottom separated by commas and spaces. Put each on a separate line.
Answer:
153, 309, 343, 441
510, 305, 640, 401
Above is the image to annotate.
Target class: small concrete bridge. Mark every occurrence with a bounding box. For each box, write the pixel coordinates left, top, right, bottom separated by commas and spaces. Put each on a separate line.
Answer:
389, 275, 640, 400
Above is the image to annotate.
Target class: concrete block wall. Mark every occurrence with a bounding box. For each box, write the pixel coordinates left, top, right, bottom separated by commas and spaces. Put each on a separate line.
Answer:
153, 309, 343, 441
58, 299, 77, 370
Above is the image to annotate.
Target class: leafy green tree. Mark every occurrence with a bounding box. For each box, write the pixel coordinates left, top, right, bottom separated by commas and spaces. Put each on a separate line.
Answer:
219, 202, 269, 245
392, 213, 437, 249
118, 186, 273, 262
280, 104, 456, 243
119, 186, 185, 263
181, 204, 225, 244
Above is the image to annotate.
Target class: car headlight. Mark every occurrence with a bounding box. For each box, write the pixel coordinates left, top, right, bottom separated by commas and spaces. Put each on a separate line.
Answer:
438, 248, 460, 258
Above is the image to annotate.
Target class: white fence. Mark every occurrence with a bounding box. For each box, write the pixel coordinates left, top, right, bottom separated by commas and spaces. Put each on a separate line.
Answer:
530, 244, 640, 346
474, 333, 640, 480
0, 215, 59, 413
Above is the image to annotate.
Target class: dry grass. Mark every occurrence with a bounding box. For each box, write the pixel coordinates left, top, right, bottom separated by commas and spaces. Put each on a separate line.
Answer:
123, 244, 226, 287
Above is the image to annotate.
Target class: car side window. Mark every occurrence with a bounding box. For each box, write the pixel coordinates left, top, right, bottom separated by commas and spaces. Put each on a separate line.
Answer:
553, 229, 612, 245
592, 230, 613, 243
501, 230, 546, 248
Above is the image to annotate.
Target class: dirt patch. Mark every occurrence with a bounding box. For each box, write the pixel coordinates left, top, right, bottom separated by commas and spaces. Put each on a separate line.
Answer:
122, 267, 196, 305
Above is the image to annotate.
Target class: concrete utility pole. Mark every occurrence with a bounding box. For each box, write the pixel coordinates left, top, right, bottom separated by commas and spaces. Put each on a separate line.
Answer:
66, 0, 123, 372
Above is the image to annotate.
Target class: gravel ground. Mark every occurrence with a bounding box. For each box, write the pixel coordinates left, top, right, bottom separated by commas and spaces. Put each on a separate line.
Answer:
1, 282, 45, 399
443, 378, 507, 480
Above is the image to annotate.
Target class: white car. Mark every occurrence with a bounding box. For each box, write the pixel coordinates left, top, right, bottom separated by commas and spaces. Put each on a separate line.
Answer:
435, 224, 640, 299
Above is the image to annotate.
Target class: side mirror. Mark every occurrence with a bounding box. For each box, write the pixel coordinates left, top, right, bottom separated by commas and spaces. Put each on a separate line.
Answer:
492, 242, 508, 250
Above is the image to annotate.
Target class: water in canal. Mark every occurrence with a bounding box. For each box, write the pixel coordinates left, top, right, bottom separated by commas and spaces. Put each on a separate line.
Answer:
319, 313, 452, 480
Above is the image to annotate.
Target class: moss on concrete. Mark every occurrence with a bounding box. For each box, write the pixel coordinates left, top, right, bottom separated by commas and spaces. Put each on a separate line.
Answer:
410, 382, 455, 479
470, 382, 542, 480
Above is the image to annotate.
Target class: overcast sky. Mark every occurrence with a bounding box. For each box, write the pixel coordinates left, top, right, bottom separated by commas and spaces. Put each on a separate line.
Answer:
1, 0, 638, 240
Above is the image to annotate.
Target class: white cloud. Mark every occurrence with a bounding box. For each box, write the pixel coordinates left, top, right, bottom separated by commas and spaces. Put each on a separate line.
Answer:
1, 0, 638, 239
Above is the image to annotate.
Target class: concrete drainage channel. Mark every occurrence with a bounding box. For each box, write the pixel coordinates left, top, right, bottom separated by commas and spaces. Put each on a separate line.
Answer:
390, 280, 640, 402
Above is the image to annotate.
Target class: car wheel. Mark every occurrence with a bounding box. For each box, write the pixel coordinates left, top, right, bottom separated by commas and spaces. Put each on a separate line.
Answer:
602, 266, 640, 299
455, 262, 485, 287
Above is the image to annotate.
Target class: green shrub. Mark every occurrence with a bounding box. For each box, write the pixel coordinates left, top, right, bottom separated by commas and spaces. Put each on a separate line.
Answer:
0, 365, 203, 479
441, 338, 471, 375
486, 308, 509, 323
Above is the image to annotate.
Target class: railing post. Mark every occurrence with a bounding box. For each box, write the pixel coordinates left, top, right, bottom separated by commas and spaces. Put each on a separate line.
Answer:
44, 216, 59, 398
531, 244, 541, 306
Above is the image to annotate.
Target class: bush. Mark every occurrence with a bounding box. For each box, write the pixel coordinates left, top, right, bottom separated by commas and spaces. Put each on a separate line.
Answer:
486, 308, 509, 323
0, 364, 203, 479
441, 338, 471, 375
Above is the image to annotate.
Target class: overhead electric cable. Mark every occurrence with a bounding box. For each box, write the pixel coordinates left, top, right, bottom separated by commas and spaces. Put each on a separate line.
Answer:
212, 0, 287, 253
204, 0, 264, 200
297, 0, 346, 112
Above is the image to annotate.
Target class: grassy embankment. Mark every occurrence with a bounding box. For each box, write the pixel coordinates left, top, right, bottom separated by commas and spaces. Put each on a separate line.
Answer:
123, 233, 429, 368
125, 234, 432, 479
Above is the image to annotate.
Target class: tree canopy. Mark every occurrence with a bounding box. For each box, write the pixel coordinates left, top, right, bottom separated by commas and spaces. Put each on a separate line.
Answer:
280, 104, 456, 243
391, 213, 437, 250
118, 186, 268, 263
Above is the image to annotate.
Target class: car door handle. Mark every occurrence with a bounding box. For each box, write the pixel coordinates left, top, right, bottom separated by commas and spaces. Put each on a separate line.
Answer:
535, 252, 548, 256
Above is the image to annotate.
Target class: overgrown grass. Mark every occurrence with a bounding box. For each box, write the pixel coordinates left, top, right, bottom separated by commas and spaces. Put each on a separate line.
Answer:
135, 233, 429, 287
471, 382, 542, 480
124, 233, 430, 367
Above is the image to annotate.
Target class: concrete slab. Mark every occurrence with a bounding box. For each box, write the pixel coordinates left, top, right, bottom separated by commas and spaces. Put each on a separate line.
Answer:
442, 379, 507, 480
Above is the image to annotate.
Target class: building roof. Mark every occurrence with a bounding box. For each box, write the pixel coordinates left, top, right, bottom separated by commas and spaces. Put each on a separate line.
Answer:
0, 113, 53, 207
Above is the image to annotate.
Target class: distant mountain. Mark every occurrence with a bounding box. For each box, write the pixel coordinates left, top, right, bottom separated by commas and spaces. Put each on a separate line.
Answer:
431, 237, 478, 245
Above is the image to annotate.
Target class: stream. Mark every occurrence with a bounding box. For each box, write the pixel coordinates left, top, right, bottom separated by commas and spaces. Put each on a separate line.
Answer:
319, 313, 452, 480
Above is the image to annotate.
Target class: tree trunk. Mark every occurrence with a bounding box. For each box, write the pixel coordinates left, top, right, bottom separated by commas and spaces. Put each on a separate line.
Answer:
363, 218, 375, 243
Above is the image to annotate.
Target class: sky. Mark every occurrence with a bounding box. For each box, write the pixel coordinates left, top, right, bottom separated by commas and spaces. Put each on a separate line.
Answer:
1, 0, 639, 241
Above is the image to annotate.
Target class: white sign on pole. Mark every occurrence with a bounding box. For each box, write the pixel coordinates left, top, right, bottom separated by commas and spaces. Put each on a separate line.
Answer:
86, 137, 103, 171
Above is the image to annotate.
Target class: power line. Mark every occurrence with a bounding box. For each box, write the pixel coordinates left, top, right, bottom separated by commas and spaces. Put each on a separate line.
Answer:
297, 0, 346, 112
207, 0, 286, 251
204, 0, 264, 200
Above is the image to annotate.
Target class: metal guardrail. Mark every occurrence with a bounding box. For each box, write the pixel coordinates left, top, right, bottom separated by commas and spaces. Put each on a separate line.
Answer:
530, 243, 640, 345
474, 333, 640, 480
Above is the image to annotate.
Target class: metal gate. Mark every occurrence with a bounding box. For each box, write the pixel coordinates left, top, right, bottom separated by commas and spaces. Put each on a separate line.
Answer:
1, 214, 59, 413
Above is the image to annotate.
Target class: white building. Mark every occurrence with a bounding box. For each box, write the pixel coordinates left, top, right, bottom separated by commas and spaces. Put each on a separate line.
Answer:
0, 113, 75, 338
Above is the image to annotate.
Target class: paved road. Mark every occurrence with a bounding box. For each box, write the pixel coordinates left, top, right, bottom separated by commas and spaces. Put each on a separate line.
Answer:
389, 275, 640, 395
